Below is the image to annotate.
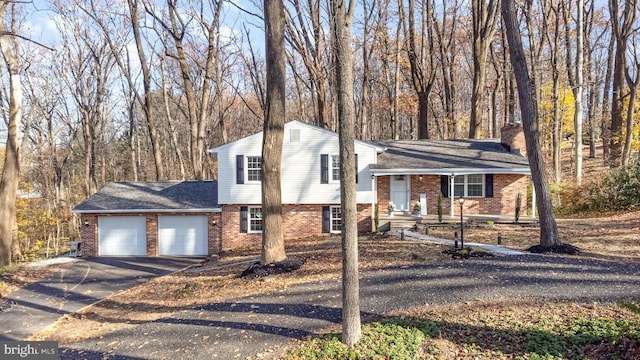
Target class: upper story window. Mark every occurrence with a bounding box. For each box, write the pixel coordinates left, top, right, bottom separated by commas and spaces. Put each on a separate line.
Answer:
331, 155, 340, 181
454, 174, 484, 198
246, 156, 262, 182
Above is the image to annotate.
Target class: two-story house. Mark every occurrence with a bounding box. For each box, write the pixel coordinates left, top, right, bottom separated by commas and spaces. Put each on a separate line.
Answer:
73, 120, 532, 257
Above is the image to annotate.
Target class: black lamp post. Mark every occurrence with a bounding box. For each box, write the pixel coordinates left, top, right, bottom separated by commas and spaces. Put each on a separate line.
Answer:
459, 198, 465, 249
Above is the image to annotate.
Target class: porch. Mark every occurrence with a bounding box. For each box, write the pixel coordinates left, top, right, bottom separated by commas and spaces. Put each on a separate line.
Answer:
376, 212, 539, 232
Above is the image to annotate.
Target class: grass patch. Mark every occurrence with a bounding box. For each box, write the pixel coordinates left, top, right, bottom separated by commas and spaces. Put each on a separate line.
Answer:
285, 302, 640, 360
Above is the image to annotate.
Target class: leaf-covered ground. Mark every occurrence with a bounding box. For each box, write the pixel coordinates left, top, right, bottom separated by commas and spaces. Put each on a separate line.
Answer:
7, 210, 640, 359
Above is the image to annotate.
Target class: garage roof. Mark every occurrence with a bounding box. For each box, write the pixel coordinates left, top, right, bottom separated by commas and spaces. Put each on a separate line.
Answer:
72, 181, 219, 213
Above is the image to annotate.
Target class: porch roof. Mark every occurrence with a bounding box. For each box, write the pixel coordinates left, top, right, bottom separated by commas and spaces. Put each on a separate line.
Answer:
370, 139, 531, 175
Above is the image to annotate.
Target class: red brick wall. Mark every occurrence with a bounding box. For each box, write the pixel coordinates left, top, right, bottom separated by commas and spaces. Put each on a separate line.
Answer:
220, 204, 372, 251
79, 212, 221, 257
378, 174, 529, 216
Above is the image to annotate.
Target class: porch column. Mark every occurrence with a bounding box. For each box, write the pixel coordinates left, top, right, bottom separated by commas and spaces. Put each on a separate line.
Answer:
531, 177, 537, 218
450, 174, 455, 217
371, 174, 376, 223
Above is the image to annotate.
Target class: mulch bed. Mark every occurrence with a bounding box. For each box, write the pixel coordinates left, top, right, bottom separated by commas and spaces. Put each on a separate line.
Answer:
239, 256, 306, 279
527, 243, 582, 254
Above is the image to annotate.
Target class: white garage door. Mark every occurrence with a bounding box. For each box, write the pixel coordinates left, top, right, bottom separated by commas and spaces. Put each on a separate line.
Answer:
98, 216, 147, 256
158, 215, 208, 256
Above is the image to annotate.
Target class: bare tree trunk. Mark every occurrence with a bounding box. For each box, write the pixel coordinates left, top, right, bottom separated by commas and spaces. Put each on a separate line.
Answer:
601, 30, 615, 163
401, 0, 436, 139
0, 4, 22, 265
608, 0, 638, 168
469, 0, 499, 139
623, 52, 640, 165
261, 0, 287, 265
331, 0, 361, 346
563, 0, 584, 184
502, 0, 560, 248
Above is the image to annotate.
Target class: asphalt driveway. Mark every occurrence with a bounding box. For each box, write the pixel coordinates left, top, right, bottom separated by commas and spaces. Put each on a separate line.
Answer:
57, 253, 640, 359
0, 256, 201, 341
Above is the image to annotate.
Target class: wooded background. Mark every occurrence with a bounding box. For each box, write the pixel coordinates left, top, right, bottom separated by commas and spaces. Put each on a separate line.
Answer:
0, 0, 639, 262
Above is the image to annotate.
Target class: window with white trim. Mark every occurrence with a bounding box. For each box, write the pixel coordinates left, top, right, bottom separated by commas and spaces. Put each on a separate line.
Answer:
331, 155, 340, 181
249, 206, 263, 232
246, 156, 262, 182
330, 206, 342, 233
454, 174, 485, 198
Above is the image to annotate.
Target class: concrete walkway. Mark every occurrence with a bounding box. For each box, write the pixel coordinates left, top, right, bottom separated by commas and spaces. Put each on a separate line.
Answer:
402, 230, 524, 255
0, 256, 201, 341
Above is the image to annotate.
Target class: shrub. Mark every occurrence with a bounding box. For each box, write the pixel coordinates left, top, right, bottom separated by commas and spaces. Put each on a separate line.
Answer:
437, 192, 443, 223
588, 157, 640, 211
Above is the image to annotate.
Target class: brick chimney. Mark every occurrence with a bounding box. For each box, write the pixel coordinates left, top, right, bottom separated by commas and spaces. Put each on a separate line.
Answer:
500, 123, 526, 157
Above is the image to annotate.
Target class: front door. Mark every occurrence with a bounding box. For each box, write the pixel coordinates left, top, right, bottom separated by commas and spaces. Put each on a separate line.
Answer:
390, 175, 410, 212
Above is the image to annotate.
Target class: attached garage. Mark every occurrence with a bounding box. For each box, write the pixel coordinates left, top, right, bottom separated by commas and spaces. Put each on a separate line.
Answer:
98, 216, 147, 256
73, 181, 220, 257
158, 215, 208, 256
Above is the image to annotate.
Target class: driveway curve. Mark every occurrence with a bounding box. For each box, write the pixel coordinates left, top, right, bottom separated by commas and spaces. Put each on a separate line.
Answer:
59, 253, 640, 359
0, 257, 201, 341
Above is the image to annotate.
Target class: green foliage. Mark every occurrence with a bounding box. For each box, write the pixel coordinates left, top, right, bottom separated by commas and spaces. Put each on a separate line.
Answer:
286, 307, 640, 360
589, 157, 640, 211
437, 192, 443, 223
373, 203, 379, 232
557, 156, 640, 214
286, 319, 441, 359
620, 301, 640, 316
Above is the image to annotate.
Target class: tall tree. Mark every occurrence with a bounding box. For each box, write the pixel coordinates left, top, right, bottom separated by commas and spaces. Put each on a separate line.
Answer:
608, 0, 638, 168
622, 39, 640, 165
401, 0, 437, 139
261, 0, 287, 265
502, 0, 560, 248
330, 0, 361, 346
469, 0, 500, 139
563, 0, 585, 184
0, 1, 22, 266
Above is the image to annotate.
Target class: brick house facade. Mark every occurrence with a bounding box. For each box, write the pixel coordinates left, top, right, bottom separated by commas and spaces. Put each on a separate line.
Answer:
73, 122, 532, 258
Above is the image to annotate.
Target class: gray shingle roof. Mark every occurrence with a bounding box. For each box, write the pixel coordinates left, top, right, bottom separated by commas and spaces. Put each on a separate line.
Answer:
72, 181, 219, 213
371, 139, 530, 172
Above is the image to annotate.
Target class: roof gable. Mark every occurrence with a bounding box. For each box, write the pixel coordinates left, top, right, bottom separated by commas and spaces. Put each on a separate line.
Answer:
209, 120, 385, 153
72, 181, 219, 213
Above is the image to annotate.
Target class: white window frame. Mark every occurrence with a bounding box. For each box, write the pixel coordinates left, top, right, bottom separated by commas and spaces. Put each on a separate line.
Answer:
246, 156, 262, 183
454, 174, 485, 198
248, 206, 263, 233
330, 154, 340, 182
330, 206, 342, 233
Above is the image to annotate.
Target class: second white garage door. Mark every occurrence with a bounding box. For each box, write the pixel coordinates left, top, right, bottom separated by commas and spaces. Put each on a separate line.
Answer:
158, 215, 208, 256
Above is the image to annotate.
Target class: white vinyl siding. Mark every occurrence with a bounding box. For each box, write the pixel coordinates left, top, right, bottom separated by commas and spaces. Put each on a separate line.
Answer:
98, 216, 147, 256
213, 121, 378, 205
158, 216, 208, 256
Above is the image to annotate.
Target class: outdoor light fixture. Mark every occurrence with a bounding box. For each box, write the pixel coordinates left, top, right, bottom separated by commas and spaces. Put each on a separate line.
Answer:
84, 219, 89, 227
419, 175, 423, 182
211, 219, 218, 226
458, 198, 465, 249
